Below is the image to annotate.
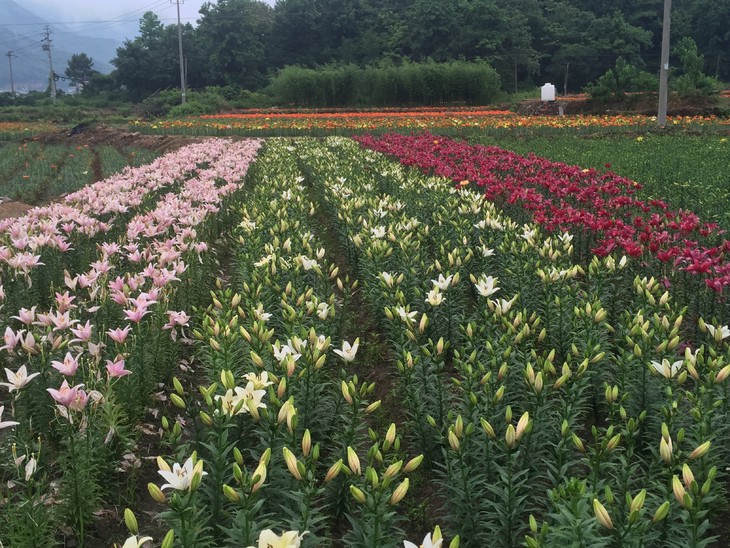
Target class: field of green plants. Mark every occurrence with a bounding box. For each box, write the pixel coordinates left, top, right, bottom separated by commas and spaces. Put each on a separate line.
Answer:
0, 142, 159, 205
0, 127, 729, 548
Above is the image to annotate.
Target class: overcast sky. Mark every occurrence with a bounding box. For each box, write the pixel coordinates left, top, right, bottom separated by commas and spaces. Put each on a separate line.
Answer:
22, 0, 276, 38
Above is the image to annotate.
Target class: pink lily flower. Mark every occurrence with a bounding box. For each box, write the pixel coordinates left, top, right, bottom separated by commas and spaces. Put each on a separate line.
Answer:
105, 358, 132, 378
107, 325, 132, 344
51, 352, 80, 376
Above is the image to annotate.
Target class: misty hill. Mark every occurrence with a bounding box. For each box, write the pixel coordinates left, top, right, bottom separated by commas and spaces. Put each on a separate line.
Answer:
0, 0, 120, 92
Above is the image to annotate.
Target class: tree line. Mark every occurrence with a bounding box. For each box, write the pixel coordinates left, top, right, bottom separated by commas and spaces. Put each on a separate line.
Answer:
81, 0, 728, 103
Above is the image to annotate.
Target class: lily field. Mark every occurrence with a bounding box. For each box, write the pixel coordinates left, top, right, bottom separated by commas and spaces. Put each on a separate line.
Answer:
0, 115, 730, 548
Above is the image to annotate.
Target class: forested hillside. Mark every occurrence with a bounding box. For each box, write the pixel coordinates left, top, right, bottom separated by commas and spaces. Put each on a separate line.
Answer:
106, 0, 729, 99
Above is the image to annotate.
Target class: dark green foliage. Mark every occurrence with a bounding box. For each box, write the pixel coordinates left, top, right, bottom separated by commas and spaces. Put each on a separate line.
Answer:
266, 61, 501, 107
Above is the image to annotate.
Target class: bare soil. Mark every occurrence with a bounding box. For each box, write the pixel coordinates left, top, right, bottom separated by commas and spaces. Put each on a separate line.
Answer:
26, 123, 203, 153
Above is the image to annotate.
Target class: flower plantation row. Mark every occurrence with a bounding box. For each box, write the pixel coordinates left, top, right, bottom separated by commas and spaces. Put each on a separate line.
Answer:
2, 135, 730, 547
139, 137, 729, 547
357, 133, 730, 308
0, 138, 262, 547
131, 112, 730, 139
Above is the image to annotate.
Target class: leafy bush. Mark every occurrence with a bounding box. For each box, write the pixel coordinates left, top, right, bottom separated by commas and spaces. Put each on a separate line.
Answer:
584, 57, 657, 100
672, 38, 722, 97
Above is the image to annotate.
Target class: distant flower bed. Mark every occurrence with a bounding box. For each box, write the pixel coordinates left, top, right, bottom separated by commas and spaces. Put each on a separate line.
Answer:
132, 110, 730, 137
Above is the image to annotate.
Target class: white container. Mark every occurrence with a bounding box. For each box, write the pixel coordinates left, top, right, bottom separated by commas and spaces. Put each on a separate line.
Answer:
541, 83, 556, 102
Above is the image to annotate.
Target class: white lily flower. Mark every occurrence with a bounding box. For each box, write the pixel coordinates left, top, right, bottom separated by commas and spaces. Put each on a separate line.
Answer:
122, 535, 153, 548
425, 288, 444, 306
404, 532, 443, 548
158, 455, 207, 491
333, 338, 359, 362
380, 272, 395, 287
431, 274, 453, 291
650, 359, 683, 379
247, 529, 308, 548
0, 405, 20, 430
475, 275, 500, 297
1, 365, 41, 392
706, 324, 730, 341
371, 226, 386, 239
299, 256, 319, 271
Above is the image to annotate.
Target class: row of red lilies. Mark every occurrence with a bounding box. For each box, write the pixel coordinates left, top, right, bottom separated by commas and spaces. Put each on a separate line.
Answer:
355, 133, 730, 292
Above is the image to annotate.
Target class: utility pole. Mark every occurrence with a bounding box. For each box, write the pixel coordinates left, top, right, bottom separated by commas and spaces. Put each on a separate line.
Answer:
5, 51, 15, 95
41, 26, 57, 103
657, 0, 672, 127
563, 62, 569, 96
173, 0, 187, 104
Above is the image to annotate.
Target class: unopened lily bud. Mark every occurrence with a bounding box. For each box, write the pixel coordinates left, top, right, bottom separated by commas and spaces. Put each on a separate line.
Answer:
350, 485, 366, 503
347, 447, 361, 475
715, 365, 730, 383
251, 461, 267, 493
605, 434, 621, 452
302, 429, 312, 457
448, 430, 460, 451
630, 489, 647, 513
449, 536, 460, 548
402, 454, 424, 473
148, 482, 167, 504
659, 437, 673, 464
223, 484, 240, 503
516, 412, 529, 441
454, 416, 464, 438
652, 501, 670, 522
170, 393, 186, 409
283, 447, 303, 480
190, 460, 205, 491
592, 499, 613, 530
682, 463, 695, 490
278, 377, 287, 398
385, 423, 397, 449
505, 424, 516, 448
221, 369, 235, 390
419, 314, 429, 333
161, 530, 175, 548
324, 459, 343, 483
672, 475, 687, 506
365, 400, 381, 413
688, 441, 711, 460
389, 478, 410, 505
534, 372, 543, 394
481, 418, 496, 439
250, 351, 264, 369
124, 508, 139, 535
384, 460, 403, 479
572, 434, 585, 453
199, 411, 213, 426
341, 381, 353, 404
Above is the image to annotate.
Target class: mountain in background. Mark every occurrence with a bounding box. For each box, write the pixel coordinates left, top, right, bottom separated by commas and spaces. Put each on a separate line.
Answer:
0, 0, 121, 92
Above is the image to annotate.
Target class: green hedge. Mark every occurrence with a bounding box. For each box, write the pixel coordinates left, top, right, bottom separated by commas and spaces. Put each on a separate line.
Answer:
266, 60, 501, 107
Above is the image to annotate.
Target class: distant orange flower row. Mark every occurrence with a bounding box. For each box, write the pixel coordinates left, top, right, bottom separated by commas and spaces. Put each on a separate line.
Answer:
0, 121, 53, 137
133, 109, 730, 134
